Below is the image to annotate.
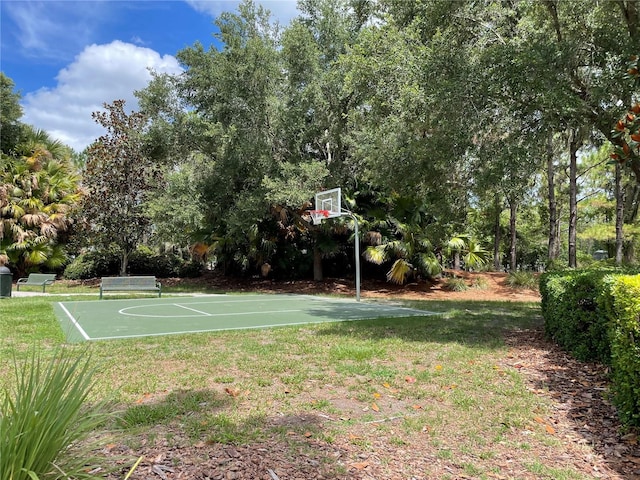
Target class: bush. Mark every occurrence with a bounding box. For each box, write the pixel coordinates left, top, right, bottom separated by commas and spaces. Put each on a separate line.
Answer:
64, 246, 202, 279
506, 271, 538, 290
0, 348, 107, 480
601, 275, 640, 427
539, 269, 613, 363
129, 247, 202, 278
471, 276, 489, 290
63, 247, 120, 280
443, 277, 468, 291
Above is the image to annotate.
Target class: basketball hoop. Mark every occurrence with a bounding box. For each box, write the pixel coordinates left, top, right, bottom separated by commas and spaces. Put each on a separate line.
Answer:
309, 209, 330, 225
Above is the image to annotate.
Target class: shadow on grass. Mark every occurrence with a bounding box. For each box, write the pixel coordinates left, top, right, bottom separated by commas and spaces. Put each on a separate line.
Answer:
311, 300, 543, 349
105, 389, 355, 479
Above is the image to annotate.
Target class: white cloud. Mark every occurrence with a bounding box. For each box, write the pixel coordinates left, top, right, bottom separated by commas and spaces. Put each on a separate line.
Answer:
3, 0, 108, 61
185, 0, 300, 26
21, 41, 183, 152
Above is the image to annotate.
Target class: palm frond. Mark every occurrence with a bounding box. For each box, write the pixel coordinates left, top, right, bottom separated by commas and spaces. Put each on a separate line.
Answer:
363, 245, 387, 265
385, 240, 408, 257
415, 252, 442, 277
386, 258, 413, 284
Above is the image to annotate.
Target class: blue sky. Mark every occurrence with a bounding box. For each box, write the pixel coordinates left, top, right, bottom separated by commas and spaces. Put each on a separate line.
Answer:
1, 1, 300, 151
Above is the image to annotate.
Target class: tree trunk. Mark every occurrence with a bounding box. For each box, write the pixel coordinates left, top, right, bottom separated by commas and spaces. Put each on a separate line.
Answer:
120, 250, 129, 277
615, 162, 625, 265
508, 196, 517, 272
568, 130, 579, 268
625, 183, 640, 223
493, 194, 502, 271
453, 251, 461, 271
313, 245, 323, 281
546, 133, 560, 263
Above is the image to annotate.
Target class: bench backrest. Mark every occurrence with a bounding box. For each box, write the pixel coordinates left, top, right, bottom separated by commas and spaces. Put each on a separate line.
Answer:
27, 274, 57, 282
101, 276, 158, 287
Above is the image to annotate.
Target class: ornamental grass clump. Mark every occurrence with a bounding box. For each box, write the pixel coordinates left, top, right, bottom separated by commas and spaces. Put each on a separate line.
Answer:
0, 348, 106, 480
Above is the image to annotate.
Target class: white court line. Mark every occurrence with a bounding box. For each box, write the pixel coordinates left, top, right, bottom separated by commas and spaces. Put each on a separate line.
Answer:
173, 303, 212, 316
87, 318, 367, 341
57, 302, 91, 341
118, 308, 302, 318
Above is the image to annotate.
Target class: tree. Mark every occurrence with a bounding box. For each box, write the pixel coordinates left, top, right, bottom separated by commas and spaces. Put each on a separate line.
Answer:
0, 126, 81, 275
82, 100, 156, 276
362, 193, 441, 284
0, 73, 24, 154
445, 234, 490, 272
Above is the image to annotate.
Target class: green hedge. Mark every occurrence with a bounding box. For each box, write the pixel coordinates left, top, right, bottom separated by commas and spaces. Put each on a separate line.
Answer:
540, 269, 640, 427
601, 275, 640, 427
539, 269, 613, 363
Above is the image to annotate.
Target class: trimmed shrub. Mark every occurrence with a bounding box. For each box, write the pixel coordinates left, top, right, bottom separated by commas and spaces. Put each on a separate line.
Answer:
601, 275, 640, 427
539, 269, 613, 363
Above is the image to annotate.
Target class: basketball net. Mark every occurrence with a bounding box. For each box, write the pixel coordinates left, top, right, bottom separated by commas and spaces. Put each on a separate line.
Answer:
309, 209, 330, 225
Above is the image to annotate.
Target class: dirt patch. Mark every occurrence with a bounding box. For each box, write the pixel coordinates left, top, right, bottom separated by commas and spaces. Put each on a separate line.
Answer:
162, 270, 542, 303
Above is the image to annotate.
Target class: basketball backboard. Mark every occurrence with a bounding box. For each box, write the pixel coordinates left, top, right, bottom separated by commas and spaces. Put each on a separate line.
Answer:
315, 187, 341, 219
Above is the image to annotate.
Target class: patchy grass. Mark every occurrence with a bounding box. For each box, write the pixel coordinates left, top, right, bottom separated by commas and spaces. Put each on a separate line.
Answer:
0, 292, 617, 479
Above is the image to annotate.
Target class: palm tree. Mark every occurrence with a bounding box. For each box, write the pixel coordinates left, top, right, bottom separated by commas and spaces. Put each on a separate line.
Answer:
446, 234, 490, 271
360, 192, 442, 284
0, 127, 81, 275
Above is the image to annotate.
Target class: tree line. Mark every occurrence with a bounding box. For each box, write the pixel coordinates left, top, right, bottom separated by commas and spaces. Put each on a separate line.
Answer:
1, 0, 639, 282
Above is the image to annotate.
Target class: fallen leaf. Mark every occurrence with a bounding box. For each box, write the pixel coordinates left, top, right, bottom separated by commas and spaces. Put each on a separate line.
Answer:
412, 404, 422, 410
435, 365, 443, 371
545, 424, 556, 434
534, 416, 545, 424
350, 461, 370, 470
372, 402, 380, 412
348, 433, 362, 440
405, 376, 416, 383
383, 382, 391, 389
304, 431, 312, 438
373, 392, 381, 399
224, 387, 241, 397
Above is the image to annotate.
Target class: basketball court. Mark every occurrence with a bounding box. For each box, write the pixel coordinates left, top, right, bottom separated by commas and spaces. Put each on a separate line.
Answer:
54, 294, 433, 343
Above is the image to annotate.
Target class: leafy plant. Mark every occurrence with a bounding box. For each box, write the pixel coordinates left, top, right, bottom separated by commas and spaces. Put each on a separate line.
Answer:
602, 275, 640, 427
471, 276, 490, 290
0, 348, 106, 480
506, 271, 538, 290
446, 235, 490, 271
443, 277, 469, 292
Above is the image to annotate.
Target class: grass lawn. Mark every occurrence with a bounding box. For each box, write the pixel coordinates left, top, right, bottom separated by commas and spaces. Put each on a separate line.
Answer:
0, 292, 628, 479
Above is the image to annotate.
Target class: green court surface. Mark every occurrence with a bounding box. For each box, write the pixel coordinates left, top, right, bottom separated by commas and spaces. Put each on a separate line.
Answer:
54, 294, 433, 342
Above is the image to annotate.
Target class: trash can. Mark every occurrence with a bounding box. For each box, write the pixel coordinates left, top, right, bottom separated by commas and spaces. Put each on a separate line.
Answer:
0, 266, 12, 298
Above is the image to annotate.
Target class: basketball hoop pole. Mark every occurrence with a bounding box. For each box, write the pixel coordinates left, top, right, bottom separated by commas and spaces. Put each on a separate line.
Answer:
313, 187, 360, 302
342, 209, 361, 302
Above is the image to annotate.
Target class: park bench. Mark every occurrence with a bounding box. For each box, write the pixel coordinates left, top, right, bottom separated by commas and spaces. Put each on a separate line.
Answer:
99, 276, 162, 299
16, 273, 57, 293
